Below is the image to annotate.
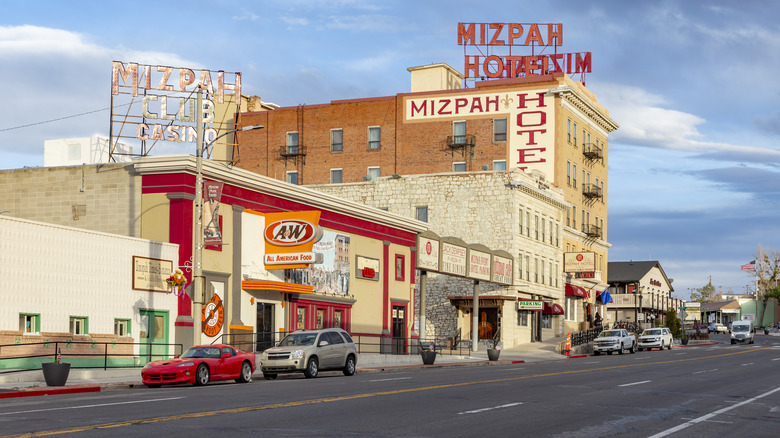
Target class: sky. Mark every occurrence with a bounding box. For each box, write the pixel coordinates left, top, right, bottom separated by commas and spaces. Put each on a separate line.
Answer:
2, 0, 779, 301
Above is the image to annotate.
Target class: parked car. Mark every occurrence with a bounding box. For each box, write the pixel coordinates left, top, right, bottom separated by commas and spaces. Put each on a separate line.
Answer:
261, 328, 357, 379
637, 328, 674, 351
708, 322, 728, 334
731, 320, 755, 344
142, 344, 255, 388
593, 328, 636, 355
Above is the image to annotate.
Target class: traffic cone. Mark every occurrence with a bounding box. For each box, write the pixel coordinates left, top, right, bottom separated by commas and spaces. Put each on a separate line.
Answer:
565, 332, 571, 356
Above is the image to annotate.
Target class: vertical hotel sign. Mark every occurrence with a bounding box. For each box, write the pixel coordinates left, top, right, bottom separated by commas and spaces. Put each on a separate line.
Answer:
403, 90, 555, 179
263, 211, 324, 269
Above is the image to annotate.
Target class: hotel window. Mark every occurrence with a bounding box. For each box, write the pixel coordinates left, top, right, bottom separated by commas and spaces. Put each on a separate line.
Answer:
286, 171, 298, 185
567, 118, 571, 143
582, 170, 586, 188
453, 162, 466, 172
367, 166, 380, 181
572, 206, 577, 229
494, 118, 507, 142
549, 219, 554, 245
582, 210, 586, 231
572, 164, 577, 187
555, 263, 559, 287
601, 218, 605, 237
415, 206, 428, 222
518, 310, 529, 326
114, 319, 130, 337
573, 122, 577, 146
493, 160, 506, 170
518, 253, 523, 280
526, 211, 531, 237
540, 259, 545, 285
525, 255, 530, 280
368, 126, 381, 150
286, 131, 299, 155
331, 129, 343, 152
565, 297, 578, 322
582, 129, 586, 147
601, 181, 605, 201
567, 161, 571, 185
541, 314, 552, 329
453, 121, 467, 145
549, 262, 553, 286
540, 217, 545, 242
70, 316, 88, 335
519, 207, 524, 235
566, 208, 570, 227
330, 168, 343, 184
534, 258, 539, 283
535, 215, 539, 240
20, 313, 39, 334
587, 132, 591, 147
556, 223, 560, 246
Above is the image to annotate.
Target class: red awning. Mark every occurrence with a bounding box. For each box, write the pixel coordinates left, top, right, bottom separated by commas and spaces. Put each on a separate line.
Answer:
565, 284, 589, 298
542, 302, 564, 315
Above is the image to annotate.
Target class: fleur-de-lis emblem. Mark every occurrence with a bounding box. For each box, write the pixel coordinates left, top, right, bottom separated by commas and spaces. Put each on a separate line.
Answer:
501, 94, 513, 109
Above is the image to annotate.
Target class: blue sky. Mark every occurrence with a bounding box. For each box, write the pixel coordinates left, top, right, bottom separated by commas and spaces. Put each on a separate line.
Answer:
2, 0, 779, 300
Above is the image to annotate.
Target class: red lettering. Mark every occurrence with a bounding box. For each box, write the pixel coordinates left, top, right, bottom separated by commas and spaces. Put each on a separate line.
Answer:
410, 100, 427, 117
489, 23, 505, 45
549, 23, 563, 46
464, 56, 480, 78
469, 98, 483, 113
485, 95, 499, 112
517, 92, 547, 109
524, 24, 544, 45
508, 23, 523, 45
457, 23, 476, 45
574, 52, 592, 73
517, 111, 547, 127
517, 129, 546, 145
438, 99, 452, 115
549, 54, 563, 73
484, 55, 504, 78
455, 98, 468, 113
517, 147, 546, 164
523, 56, 544, 76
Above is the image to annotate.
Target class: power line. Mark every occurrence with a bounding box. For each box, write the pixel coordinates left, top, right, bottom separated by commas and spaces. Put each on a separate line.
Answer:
0, 104, 128, 133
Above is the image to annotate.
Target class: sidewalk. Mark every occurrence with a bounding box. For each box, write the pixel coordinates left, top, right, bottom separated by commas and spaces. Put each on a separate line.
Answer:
0, 340, 566, 398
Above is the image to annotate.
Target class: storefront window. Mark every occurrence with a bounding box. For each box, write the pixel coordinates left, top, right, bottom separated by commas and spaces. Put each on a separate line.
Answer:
541, 314, 552, 329
297, 307, 307, 330
316, 309, 325, 329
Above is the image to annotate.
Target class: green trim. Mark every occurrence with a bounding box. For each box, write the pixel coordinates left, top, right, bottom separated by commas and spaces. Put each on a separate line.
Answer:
19, 313, 41, 333
114, 318, 132, 337
69, 316, 89, 335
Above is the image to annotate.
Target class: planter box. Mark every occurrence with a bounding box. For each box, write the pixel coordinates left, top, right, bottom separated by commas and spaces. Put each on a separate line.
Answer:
487, 348, 501, 361
42, 362, 71, 386
421, 351, 437, 365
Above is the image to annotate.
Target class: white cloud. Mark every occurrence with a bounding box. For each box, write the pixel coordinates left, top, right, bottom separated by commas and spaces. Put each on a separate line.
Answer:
0, 25, 104, 56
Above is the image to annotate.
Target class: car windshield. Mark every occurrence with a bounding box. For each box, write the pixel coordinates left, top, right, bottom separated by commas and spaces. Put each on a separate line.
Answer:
181, 347, 221, 359
732, 325, 750, 333
599, 330, 620, 337
642, 329, 661, 336
279, 333, 318, 347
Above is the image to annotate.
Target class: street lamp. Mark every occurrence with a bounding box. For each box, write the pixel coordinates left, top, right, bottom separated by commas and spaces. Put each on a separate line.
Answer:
191, 89, 264, 346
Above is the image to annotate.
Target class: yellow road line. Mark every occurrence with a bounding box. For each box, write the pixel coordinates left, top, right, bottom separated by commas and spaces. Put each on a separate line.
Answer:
5, 347, 770, 438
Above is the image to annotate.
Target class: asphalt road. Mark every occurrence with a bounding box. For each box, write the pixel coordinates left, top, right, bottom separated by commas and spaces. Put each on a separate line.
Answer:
2, 334, 779, 437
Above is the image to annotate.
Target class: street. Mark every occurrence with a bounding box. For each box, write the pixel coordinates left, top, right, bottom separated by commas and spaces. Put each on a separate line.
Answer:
2, 335, 779, 437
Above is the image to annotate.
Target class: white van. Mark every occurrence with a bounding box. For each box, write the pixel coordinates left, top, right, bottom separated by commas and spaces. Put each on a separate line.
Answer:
731, 320, 755, 344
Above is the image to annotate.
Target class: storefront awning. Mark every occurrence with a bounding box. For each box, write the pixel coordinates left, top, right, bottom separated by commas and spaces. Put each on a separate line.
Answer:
565, 284, 589, 298
241, 280, 314, 294
543, 302, 564, 315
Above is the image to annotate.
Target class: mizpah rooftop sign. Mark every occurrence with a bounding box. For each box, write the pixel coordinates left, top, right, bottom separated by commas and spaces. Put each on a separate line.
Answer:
457, 23, 591, 83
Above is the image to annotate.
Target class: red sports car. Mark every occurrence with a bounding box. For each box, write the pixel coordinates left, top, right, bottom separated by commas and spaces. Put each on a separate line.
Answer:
142, 344, 256, 388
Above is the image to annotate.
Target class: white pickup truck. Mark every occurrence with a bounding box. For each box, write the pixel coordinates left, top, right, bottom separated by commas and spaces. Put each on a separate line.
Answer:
593, 328, 636, 355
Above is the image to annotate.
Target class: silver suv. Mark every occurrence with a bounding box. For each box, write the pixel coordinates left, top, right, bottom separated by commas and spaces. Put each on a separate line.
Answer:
260, 328, 357, 379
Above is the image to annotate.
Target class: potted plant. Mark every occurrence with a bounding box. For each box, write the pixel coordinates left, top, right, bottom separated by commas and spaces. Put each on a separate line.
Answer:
42, 348, 70, 386
420, 343, 437, 365
487, 339, 501, 361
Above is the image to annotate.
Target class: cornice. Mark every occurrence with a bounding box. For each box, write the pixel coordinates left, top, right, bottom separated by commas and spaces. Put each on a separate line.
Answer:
549, 85, 620, 133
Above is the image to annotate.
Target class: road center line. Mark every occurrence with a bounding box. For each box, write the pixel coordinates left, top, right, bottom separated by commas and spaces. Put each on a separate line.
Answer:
619, 380, 651, 387
368, 377, 412, 382
648, 385, 780, 438
0, 397, 184, 416
458, 402, 523, 415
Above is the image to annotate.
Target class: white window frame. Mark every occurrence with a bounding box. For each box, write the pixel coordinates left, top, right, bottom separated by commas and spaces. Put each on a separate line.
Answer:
453, 162, 466, 172
330, 168, 343, 184
286, 171, 298, 185
367, 166, 380, 181
368, 126, 381, 150
493, 160, 506, 170
330, 128, 343, 152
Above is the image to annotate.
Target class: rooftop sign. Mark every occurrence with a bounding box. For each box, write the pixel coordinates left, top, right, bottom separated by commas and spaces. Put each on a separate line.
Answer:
457, 23, 591, 82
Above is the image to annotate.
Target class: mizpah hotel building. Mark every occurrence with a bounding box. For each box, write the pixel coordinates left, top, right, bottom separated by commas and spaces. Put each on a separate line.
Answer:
233, 51, 619, 346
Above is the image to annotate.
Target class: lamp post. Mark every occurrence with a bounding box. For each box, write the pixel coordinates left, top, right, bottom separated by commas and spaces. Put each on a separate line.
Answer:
191, 89, 264, 346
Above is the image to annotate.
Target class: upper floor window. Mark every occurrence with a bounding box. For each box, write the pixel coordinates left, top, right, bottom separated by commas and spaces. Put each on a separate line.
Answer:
330, 168, 343, 184
567, 118, 571, 143
368, 126, 381, 150
573, 122, 578, 146
415, 206, 428, 222
493, 160, 506, 170
453, 121, 467, 145
286, 131, 299, 154
494, 118, 507, 142
286, 171, 298, 185
331, 129, 343, 152
567, 161, 571, 185
572, 164, 577, 187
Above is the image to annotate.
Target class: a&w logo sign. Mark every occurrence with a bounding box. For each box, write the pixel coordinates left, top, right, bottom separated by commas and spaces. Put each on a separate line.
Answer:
264, 219, 319, 246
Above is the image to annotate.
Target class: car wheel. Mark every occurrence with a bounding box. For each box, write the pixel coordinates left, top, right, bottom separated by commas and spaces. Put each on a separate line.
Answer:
618, 344, 624, 355
236, 361, 252, 383
629, 343, 636, 354
195, 363, 210, 386
731, 340, 736, 345
668, 341, 673, 350
304, 357, 319, 378
263, 373, 277, 380
343, 355, 356, 376
593, 351, 600, 356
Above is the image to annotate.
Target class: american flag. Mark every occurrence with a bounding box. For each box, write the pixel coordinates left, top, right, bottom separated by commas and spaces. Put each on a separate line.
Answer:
741, 260, 756, 271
